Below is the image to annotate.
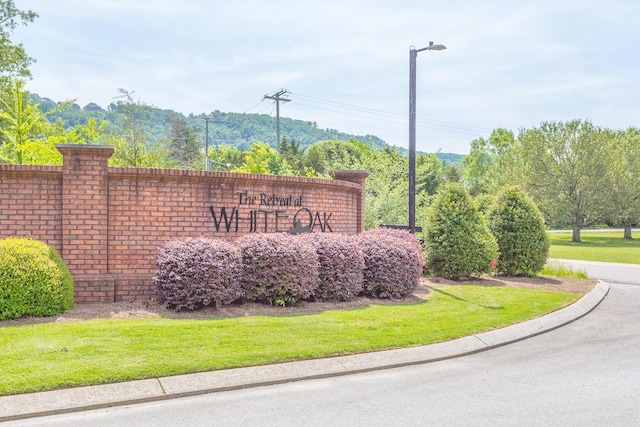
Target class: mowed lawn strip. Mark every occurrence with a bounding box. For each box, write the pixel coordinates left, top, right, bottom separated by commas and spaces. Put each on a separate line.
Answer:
0, 285, 579, 396
549, 232, 640, 264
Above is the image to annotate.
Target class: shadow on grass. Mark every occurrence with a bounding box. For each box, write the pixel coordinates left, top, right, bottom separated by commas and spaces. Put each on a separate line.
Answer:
429, 287, 504, 310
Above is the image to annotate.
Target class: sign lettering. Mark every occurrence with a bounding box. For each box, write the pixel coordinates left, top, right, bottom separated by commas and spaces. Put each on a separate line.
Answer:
210, 191, 333, 234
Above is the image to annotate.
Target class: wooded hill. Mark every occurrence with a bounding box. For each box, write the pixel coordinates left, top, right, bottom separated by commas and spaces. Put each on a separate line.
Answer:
30, 93, 463, 164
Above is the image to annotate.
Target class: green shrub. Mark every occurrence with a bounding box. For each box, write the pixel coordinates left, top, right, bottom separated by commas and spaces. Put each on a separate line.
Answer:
424, 183, 498, 279
474, 193, 495, 218
488, 186, 549, 276
0, 237, 74, 320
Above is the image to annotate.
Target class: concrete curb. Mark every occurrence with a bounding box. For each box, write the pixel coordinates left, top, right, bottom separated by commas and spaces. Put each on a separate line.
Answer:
0, 281, 610, 422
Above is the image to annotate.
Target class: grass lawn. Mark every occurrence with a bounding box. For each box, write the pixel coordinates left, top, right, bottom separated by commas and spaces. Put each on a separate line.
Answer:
0, 285, 579, 396
548, 232, 640, 264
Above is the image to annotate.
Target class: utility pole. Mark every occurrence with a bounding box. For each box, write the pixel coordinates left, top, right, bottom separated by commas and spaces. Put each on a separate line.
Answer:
195, 115, 228, 171
195, 115, 213, 170
263, 89, 290, 151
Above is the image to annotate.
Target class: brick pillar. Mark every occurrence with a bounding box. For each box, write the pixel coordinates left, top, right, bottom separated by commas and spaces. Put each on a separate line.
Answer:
57, 144, 115, 303
330, 170, 369, 233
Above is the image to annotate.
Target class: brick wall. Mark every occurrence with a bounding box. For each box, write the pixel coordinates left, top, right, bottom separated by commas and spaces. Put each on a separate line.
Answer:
0, 145, 368, 303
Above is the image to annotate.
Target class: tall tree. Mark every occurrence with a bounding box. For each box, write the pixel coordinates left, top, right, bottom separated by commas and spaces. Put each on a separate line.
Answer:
165, 115, 201, 169
0, 78, 54, 164
305, 139, 366, 175
231, 142, 293, 175
108, 89, 168, 168
602, 128, 640, 239
362, 146, 408, 228
0, 0, 38, 80
208, 143, 243, 171
516, 120, 607, 242
462, 128, 516, 195
279, 136, 310, 176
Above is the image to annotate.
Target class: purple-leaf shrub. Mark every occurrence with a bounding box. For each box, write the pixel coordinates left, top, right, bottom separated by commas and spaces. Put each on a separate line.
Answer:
154, 237, 243, 311
306, 233, 364, 301
357, 228, 425, 299
238, 233, 319, 306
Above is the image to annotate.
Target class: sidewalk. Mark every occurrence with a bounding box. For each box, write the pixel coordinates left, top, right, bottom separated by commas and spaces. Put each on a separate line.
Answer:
0, 281, 609, 422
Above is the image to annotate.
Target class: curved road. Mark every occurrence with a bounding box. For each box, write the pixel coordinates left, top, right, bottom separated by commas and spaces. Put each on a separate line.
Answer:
7, 261, 640, 426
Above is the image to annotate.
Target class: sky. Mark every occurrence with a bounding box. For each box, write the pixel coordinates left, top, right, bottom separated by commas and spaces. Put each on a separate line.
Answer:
12, 0, 640, 154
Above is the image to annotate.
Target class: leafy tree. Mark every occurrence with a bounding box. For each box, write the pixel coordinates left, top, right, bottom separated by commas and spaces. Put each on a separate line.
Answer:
363, 146, 408, 228
602, 128, 640, 239
164, 115, 202, 169
462, 128, 516, 195
208, 143, 244, 171
64, 117, 112, 145
516, 120, 607, 242
416, 153, 444, 196
108, 89, 169, 168
279, 136, 312, 176
423, 182, 498, 279
230, 142, 293, 175
0, 0, 38, 80
305, 139, 366, 175
0, 78, 58, 164
488, 186, 549, 276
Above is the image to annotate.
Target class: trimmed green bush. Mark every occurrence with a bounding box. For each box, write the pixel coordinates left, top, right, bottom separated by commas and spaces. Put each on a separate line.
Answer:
0, 237, 74, 320
424, 183, 498, 279
474, 193, 495, 218
488, 186, 549, 276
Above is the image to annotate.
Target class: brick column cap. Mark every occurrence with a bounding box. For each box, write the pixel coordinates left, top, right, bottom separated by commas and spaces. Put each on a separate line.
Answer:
330, 170, 369, 186
56, 144, 115, 158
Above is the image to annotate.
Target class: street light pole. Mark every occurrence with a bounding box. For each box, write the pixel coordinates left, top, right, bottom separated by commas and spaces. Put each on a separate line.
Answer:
409, 41, 446, 234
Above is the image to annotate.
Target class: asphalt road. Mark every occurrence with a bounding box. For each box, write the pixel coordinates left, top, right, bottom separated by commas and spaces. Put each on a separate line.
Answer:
5, 261, 639, 427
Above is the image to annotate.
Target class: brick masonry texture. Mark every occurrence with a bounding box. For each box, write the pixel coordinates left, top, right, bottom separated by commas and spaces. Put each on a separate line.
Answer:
0, 145, 368, 303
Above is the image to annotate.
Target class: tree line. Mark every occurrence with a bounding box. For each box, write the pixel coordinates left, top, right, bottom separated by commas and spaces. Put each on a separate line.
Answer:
462, 122, 640, 241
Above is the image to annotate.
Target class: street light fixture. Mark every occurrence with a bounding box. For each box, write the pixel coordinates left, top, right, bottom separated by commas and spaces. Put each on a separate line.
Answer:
409, 41, 446, 234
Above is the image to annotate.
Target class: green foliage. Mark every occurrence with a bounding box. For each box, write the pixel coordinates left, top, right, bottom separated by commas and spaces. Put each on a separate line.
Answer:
0, 78, 57, 164
0, 237, 73, 320
601, 128, 640, 239
363, 146, 408, 228
279, 136, 313, 176
108, 89, 170, 168
424, 182, 498, 279
474, 193, 495, 218
231, 141, 294, 175
488, 186, 549, 276
0, 0, 38, 80
208, 143, 244, 171
516, 120, 608, 242
305, 139, 367, 175
462, 128, 516, 195
164, 115, 202, 169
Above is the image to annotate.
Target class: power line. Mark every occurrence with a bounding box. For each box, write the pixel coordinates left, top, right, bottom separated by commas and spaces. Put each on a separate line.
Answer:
289, 92, 492, 135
